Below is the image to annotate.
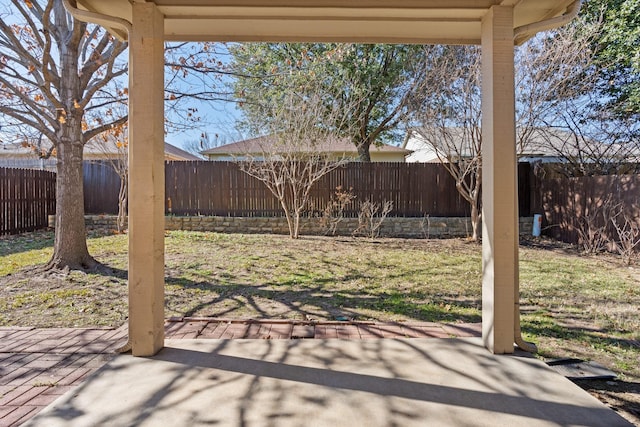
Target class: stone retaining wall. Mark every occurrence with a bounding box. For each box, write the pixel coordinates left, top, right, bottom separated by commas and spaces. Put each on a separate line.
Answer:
52, 215, 534, 238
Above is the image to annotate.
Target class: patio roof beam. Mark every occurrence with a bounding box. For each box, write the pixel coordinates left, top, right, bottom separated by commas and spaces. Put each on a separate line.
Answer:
75, 0, 578, 45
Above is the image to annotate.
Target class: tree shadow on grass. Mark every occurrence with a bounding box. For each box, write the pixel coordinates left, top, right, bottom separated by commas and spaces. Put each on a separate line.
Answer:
521, 314, 640, 379
0, 230, 55, 257
522, 317, 640, 424
0, 229, 124, 258
522, 319, 640, 354
163, 274, 481, 324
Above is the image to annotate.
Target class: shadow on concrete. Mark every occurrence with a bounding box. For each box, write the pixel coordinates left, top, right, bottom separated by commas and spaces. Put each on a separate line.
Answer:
23, 338, 632, 427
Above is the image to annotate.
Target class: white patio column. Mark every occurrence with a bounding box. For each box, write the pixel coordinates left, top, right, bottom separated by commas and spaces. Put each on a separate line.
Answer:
128, 3, 165, 356
481, 5, 517, 354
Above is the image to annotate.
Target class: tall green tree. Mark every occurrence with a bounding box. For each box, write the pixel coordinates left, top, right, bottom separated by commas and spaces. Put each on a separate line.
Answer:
230, 43, 425, 162
581, 0, 640, 116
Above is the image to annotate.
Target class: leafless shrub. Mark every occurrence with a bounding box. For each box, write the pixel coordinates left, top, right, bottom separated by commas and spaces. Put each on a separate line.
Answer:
575, 196, 618, 254
94, 122, 128, 234
320, 186, 356, 235
237, 73, 360, 239
610, 207, 640, 266
420, 213, 431, 239
354, 199, 393, 239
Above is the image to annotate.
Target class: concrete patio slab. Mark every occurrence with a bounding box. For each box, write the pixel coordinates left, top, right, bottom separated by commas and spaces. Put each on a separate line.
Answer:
0, 321, 480, 426
22, 337, 631, 427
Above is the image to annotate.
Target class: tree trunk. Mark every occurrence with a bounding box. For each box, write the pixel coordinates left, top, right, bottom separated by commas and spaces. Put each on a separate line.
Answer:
356, 140, 372, 163
46, 133, 97, 271
292, 211, 301, 239
117, 172, 128, 233
470, 202, 481, 242
45, 22, 99, 271
279, 198, 297, 239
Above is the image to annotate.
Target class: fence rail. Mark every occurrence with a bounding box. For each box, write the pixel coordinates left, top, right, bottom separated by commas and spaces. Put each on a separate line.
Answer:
0, 167, 56, 236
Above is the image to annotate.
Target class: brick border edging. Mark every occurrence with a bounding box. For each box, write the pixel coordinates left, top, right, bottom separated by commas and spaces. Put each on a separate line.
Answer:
164, 317, 483, 340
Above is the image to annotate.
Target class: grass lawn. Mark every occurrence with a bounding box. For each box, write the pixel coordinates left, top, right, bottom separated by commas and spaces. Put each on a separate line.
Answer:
1, 230, 638, 384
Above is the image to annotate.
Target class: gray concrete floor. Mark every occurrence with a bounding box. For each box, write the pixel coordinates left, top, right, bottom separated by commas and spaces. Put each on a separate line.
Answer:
22, 337, 631, 427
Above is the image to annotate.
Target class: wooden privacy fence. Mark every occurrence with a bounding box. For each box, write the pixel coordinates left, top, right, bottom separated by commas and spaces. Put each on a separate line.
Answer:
9, 160, 640, 246
165, 161, 468, 217
83, 161, 535, 217
0, 167, 56, 236
162, 161, 536, 218
83, 161, 122, 215
539, 174, 640, 244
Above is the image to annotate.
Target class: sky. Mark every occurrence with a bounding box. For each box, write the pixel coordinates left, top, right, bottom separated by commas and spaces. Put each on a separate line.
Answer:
165, 95, 243, 154
164, 42, 245, 153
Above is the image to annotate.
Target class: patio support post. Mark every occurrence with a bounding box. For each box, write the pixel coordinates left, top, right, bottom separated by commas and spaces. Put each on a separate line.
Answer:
480, 5, 517, 354
128, 3, 165, 356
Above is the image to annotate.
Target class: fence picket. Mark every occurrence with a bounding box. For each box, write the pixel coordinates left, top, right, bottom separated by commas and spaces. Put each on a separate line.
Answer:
0, 167, 56, 236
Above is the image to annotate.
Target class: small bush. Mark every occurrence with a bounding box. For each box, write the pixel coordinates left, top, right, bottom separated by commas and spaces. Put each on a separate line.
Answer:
353, 199, 393, 239
611, 207, 640, 266
320, 186, 356, 235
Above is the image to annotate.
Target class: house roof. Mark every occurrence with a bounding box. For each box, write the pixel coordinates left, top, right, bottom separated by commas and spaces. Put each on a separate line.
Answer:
0, 140, 200, 161
403, 127, 639, 160
75, 0, 578, 45
163, 143, 202, 161
201, 135, 411, 156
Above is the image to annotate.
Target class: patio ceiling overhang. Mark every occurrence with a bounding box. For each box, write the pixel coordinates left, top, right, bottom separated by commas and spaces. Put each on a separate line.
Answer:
75, 0, 577, 45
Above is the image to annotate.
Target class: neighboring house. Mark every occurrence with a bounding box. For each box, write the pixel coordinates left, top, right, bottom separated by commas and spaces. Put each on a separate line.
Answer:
201, 135, 412, 162
402, 128, 635, 164
163, 143, 202, 161
403, 129, 474, 163
0, 139, 199, 171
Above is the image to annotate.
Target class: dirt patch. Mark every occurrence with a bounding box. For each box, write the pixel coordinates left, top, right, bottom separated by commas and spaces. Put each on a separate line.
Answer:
575, 379, 640, 426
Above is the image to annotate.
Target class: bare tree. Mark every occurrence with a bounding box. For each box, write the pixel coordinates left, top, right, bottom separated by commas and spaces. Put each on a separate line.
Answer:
0, 0, 127, 270
183, 131, 230, 158
93, 123, 128, 233
410, 21, 637, 242
412, 45, 483, 241
516, 19, 640, 177
112, 142, 128, 234
238, 76, 359, 239
164, 42, 236, 134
